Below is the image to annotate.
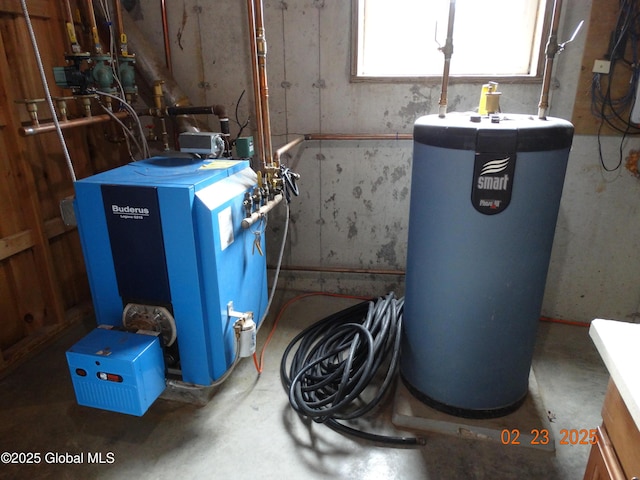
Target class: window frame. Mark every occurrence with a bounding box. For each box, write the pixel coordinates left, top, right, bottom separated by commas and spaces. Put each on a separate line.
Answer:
350, 0, 554, 84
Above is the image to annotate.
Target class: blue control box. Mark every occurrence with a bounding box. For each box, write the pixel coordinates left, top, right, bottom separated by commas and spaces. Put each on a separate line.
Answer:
66, 327, 166, 416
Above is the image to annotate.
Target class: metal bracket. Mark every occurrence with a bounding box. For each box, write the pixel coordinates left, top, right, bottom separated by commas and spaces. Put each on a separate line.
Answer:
227, 301, 251, 322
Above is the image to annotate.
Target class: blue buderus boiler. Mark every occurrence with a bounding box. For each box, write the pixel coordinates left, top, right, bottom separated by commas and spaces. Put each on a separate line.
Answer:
67, 156, 268, 415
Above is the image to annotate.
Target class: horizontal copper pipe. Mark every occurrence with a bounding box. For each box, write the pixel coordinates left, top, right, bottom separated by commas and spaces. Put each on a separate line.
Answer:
274, 136, 305, 161
19, 111, 129, 136
273, 132, 413, 161
305, 133, 412, 141
268, 264, 405, 276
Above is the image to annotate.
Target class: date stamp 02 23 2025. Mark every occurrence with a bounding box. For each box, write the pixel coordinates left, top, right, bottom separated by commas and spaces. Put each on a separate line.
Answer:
500, 428, 599, 447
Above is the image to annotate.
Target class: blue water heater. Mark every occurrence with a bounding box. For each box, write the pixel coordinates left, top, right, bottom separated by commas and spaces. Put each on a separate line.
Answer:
401, 113, 573, 418
69, 156, 268, 415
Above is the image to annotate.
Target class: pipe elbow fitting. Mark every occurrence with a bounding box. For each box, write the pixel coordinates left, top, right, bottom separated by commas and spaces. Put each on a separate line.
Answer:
213, 104, 227, 118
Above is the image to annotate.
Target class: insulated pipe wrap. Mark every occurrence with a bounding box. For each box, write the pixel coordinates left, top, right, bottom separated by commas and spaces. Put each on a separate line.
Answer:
121, 10, 202, 132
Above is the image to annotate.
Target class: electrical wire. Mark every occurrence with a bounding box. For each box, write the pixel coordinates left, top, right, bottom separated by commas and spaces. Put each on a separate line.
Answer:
96, 90, 150, 158
96, 0, 119, 86
98, 104, 144, 160
590, 0, 640, 170
280, 292, 424, 447
539, 316, 590, 328
94, 1, 150, 159
167, 327, 243, 389
20, 0, 77, 182
254, 291, 372, 374
257, 202, 289, 333
233, 89, 251, 146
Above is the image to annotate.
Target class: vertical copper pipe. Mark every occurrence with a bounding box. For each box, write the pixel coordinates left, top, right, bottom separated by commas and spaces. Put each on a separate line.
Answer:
160, 0, 172, 73
538, 0, 562, 119
63, 0, 81, 52
112, 0, 126, 54
438, 0, 456, 118
64, 0, 75, 27
247, 0, 265, 167
85, 0, 102, 54
254, 0, 274, 167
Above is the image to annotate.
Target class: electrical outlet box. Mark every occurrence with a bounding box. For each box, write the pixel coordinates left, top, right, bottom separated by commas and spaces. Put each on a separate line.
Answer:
593, 60, 611, 74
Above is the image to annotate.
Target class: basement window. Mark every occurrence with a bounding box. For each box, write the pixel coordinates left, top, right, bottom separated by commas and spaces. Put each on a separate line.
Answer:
352, 0, 550, 81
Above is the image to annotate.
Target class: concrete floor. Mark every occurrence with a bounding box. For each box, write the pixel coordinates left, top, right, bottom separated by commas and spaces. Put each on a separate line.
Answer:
0, 292, 609, 480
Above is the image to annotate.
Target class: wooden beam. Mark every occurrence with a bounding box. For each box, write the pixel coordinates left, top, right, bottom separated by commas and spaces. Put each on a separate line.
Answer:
0, 301, 93, 379
0, 1, 51, 18
2, 325, 66, 365
64, 300, 94, 325
0, 217, 77, 262
44, 216, 76, 240
0, 230, 35, 262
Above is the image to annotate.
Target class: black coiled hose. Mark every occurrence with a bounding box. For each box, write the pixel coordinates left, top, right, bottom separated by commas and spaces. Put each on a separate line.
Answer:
280, 292, 423, 446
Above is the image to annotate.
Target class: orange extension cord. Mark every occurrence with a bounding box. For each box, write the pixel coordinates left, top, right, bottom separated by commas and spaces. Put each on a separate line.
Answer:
540, 316, 590, 328
252, 292, 371, 374
252, 292, 590, 374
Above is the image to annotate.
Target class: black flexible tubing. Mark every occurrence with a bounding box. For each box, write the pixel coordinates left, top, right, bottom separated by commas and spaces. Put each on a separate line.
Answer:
280, 293, 424, 446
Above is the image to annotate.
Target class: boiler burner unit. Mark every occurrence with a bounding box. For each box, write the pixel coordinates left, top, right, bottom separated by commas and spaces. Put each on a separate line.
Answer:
67, 156, 268, 415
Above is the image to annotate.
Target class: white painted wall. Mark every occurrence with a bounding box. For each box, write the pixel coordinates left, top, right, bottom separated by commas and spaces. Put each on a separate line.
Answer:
132, 0, 640, 323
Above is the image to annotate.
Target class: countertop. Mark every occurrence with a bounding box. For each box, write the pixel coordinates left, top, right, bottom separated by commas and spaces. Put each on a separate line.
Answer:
589, 318, 640, 430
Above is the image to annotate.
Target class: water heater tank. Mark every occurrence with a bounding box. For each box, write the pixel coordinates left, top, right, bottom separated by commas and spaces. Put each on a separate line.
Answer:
401, 113, 573, 418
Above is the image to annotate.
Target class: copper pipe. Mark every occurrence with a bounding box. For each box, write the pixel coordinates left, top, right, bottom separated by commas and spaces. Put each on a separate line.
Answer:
246, 0, 265, 167
305, 133, 412, 141
112, 0, 126, 55
160, 0, 172, 73
63, 0, 74, 28
19, 111, 129, 136
254, 0, 274, 167
273, 133, 412, 162
85, 0, 102, 54
538, 0, 563, 119
438, 0, 456, 118
274, 136, 305, 162
63, 0, 81, 53
269, 264, 406, 276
